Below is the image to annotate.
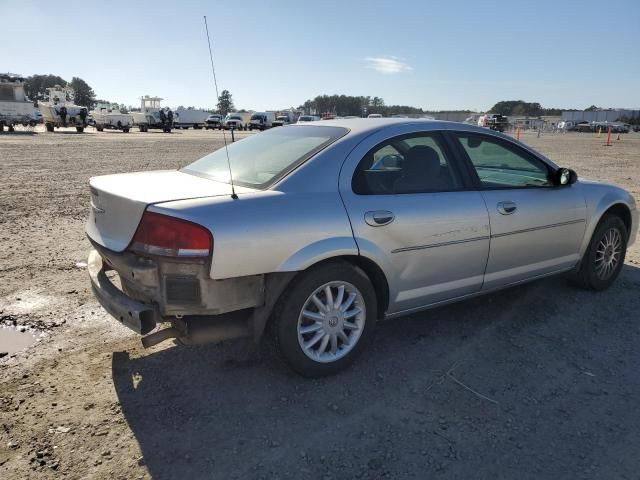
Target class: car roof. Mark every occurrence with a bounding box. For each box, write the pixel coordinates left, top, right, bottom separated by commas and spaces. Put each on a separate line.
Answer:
287, 118, 559, 169
298, 117, 483, 135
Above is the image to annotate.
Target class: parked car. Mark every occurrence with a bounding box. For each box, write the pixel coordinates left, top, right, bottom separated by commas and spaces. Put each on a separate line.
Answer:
86, 119, 637, 377
223, 112, 251, 130
297, 115, 320, 123
576, 122, 594, 133
205, 114, 223, 130
367, 113, 383, 118
249, 112, 275, 130
612, 123, 630, 134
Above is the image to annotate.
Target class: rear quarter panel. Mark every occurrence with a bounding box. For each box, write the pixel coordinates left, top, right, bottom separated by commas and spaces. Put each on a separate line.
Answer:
149, 190, 358, 280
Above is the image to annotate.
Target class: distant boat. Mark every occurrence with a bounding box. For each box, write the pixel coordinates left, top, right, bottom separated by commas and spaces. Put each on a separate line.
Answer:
0, 73, 38, 132
91, 103, 133, 132
39, 85, 88, 133
130, 95, 170, 132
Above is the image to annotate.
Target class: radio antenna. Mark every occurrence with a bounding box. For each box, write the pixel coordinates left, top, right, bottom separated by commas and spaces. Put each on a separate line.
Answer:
204, 15, 237, 200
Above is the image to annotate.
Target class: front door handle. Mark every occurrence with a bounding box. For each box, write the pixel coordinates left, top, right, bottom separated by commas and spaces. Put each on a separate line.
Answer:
497, 201, 517, 215
364, 210, 395, 226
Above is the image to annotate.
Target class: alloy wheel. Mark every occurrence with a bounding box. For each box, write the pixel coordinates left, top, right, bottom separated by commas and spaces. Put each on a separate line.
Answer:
297, 281, 366, 363
595, 227, 622, 280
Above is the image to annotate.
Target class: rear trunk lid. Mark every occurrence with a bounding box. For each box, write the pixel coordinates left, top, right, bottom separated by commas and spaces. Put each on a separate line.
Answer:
86, 170, 245, 252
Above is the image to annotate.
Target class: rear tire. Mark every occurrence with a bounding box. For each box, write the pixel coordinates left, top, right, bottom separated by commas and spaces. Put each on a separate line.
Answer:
570, 215, 627, 291
274, 262, 377, 377
76, 126, 84, 133
45, 123, 54, 132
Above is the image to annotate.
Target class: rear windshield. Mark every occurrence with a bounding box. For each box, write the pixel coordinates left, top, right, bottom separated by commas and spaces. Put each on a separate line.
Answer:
182, 125, 348, 189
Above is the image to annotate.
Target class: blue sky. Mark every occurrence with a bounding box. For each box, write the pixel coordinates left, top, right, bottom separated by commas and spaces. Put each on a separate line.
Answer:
1, 0, 638, 111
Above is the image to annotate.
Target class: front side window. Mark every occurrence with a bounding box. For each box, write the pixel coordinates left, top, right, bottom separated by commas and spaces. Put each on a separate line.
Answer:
456, 134, 552, 188
352, 133, 462, 195
183, 125, 348, 189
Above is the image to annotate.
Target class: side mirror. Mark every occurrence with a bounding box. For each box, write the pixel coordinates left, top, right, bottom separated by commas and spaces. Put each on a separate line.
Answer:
555, 168, 578, 186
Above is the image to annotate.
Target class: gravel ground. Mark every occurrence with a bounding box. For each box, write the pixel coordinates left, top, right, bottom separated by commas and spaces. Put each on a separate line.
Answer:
0, 127, 639, 479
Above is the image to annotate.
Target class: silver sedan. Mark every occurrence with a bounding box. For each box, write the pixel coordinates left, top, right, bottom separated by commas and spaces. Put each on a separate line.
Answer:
86, 119, 638, 377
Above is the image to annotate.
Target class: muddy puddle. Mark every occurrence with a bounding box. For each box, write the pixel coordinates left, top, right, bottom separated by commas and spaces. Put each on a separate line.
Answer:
0, 326, 39, 355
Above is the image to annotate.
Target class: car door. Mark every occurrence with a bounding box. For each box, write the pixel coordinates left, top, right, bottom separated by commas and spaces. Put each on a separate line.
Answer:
450, 131, 587, 290
339, 127, 491, 315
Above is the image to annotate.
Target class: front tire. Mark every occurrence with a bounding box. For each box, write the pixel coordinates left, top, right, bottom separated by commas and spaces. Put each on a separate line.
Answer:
571, 215, 627, 290
274, 262, 377, 377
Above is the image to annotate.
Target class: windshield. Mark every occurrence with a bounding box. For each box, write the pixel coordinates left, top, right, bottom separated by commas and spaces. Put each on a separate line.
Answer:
182, 125, 348, 189
251, 114, 265, 121
229, 116, 241, 121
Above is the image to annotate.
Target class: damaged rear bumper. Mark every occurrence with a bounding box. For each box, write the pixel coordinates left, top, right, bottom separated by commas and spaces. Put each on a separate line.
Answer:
87, 247, 296, 348
88, 249, 159, 335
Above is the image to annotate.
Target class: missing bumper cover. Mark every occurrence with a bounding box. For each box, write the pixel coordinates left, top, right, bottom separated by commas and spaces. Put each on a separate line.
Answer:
88, 250, 158, 335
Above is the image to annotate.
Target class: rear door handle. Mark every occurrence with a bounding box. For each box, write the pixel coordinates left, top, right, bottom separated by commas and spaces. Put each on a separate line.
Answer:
364, 210, 395, 226
497, 201, 517, 215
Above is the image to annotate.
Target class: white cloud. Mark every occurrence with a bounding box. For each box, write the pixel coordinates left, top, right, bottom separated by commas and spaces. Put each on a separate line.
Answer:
364, 56, 413, 74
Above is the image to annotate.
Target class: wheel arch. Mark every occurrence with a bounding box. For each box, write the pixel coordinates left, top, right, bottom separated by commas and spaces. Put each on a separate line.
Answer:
602, 202, 632, 235
580, 186, 638, 257
311, 255, 390, 318
252, 254, 390, 342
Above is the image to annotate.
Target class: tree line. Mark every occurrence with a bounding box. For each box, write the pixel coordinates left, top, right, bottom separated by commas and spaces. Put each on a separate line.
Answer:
20, 74, 615, 118
298, 94, 429, 116
488, 100, 570, 117
24, 74, 96, 108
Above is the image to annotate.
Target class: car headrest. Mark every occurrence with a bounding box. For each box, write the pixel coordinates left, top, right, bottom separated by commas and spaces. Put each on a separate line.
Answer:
402, 145, 441, 177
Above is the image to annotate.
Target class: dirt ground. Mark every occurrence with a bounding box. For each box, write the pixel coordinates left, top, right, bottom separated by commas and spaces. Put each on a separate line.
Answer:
0, 127, 639, 480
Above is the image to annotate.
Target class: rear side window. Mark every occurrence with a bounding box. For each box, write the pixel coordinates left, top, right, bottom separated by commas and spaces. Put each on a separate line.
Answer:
456, 133, 552, 188
352, 133, 463, 195
183, 125, 348, 189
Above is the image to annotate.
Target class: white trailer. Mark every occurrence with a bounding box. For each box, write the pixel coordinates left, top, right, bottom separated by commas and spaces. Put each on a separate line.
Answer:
173, 108, 211, 129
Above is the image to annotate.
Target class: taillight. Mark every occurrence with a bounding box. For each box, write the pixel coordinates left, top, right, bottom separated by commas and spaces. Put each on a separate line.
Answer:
129, 211, 212, 257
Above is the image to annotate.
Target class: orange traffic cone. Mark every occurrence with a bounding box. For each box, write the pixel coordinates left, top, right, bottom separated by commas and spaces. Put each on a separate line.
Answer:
616, 133, 621, 141
516, 127, 521, 141
604, 127, 612, 146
